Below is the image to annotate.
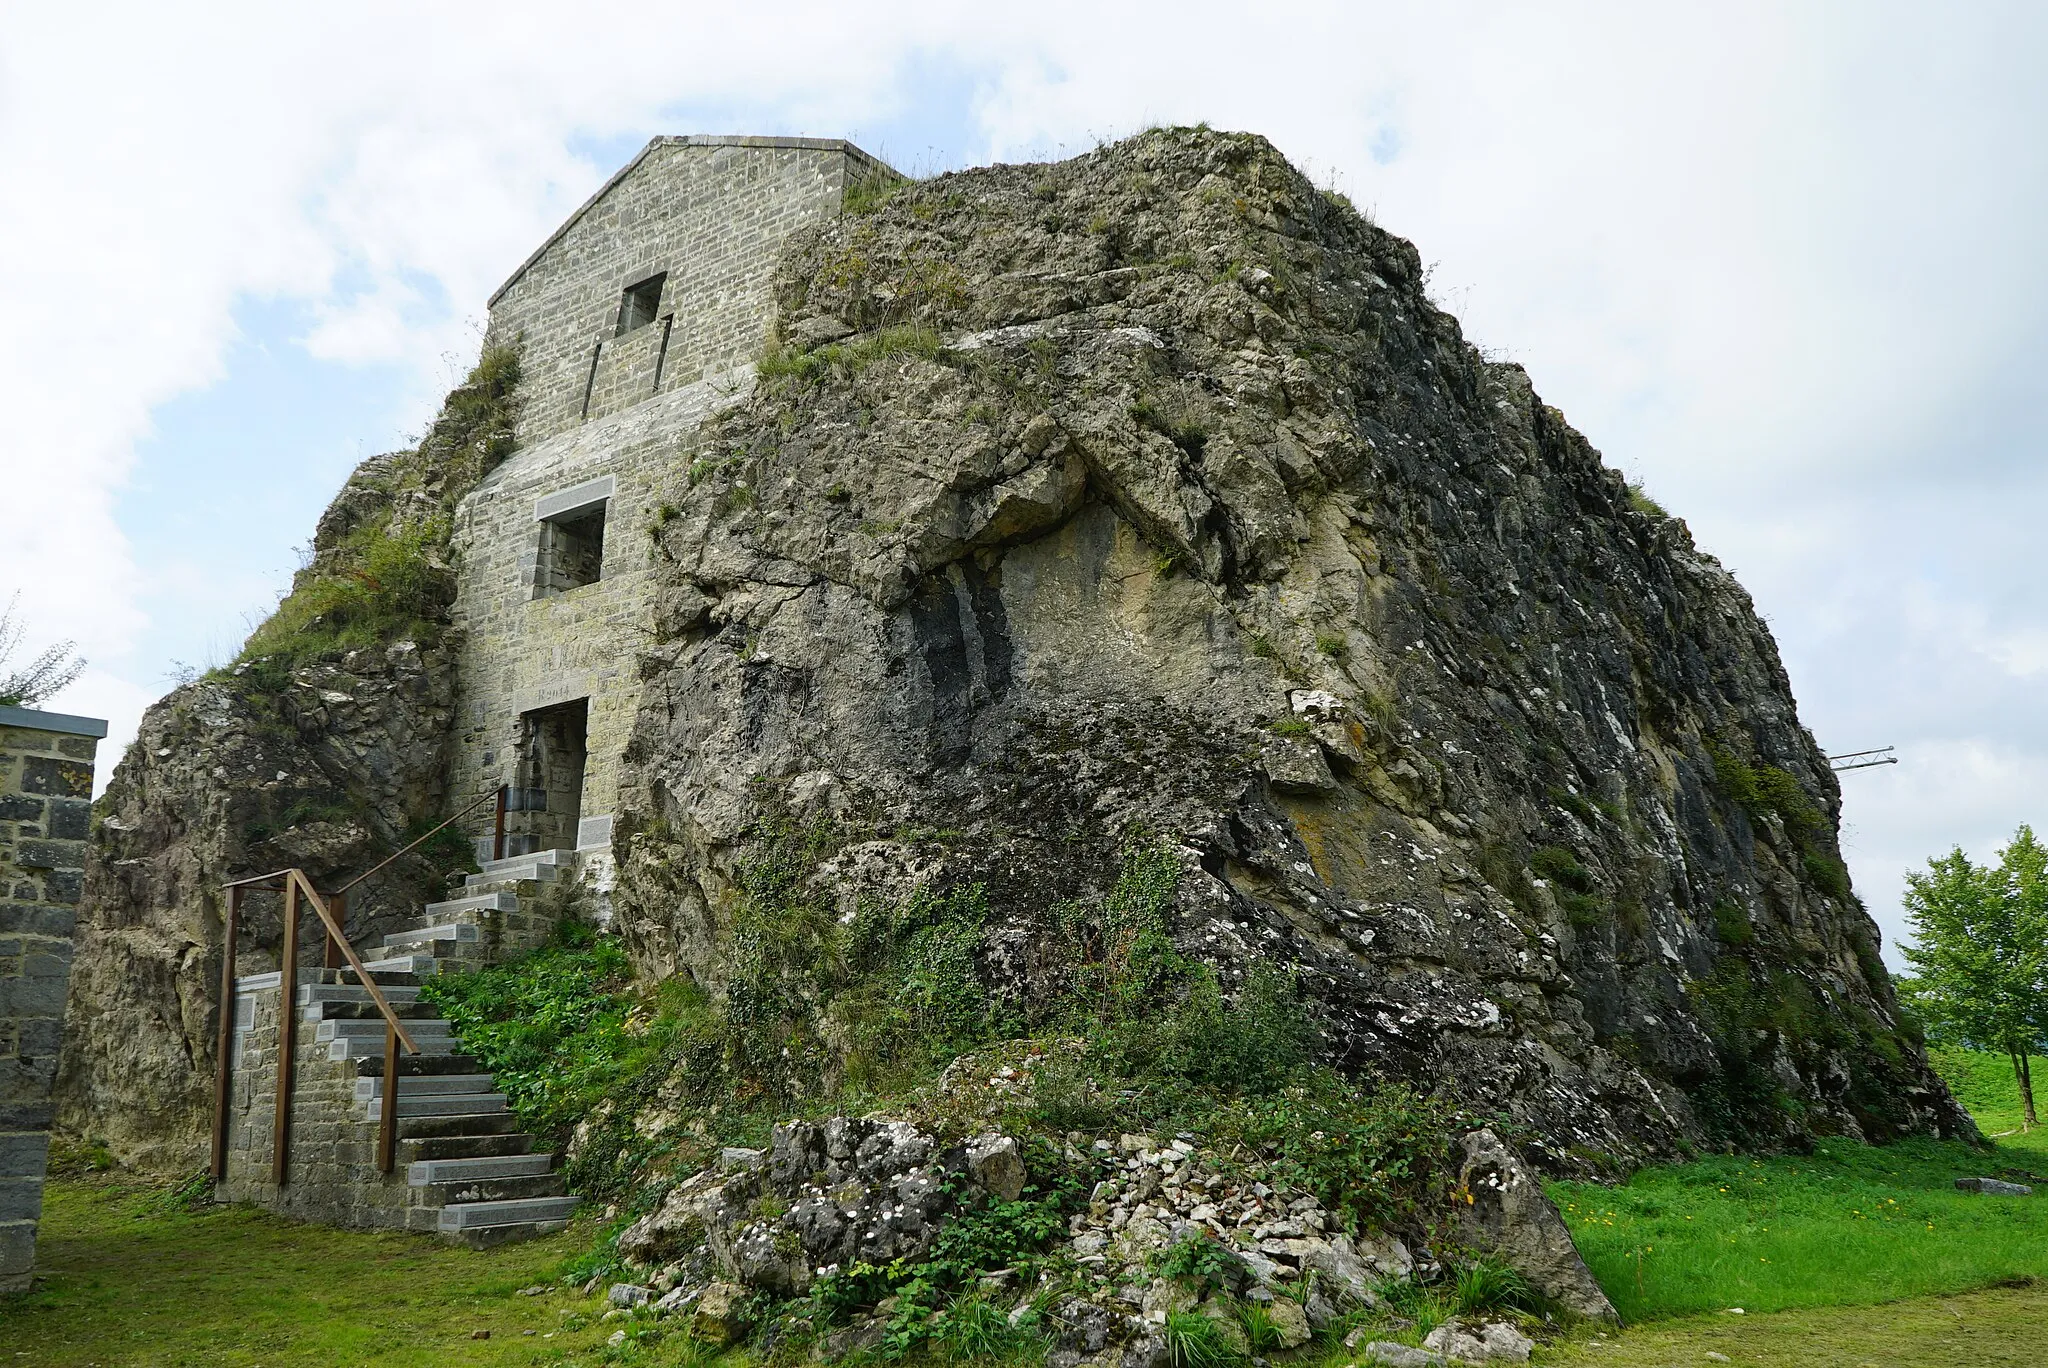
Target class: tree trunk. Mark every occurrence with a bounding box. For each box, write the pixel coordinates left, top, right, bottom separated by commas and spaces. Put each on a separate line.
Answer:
2011, 1049, 2038, 1130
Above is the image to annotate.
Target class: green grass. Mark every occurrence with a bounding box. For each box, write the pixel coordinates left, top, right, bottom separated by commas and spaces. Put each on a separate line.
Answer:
1550, 1048, 2048, 1323
0, 1177, 631, 1366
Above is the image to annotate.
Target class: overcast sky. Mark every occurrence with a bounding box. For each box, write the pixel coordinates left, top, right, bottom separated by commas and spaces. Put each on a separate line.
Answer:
5, 2, 2044, 965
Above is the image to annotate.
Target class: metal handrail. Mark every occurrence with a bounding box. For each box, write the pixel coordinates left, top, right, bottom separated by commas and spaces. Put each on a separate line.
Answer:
332, 785, 507, 899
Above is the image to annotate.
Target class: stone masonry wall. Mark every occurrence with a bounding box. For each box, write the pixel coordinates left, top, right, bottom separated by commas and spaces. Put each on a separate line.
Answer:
485, 136, 894, 446
446, 370, 756, 870
0, 705, 105, 1295
218, 978, 415, 1231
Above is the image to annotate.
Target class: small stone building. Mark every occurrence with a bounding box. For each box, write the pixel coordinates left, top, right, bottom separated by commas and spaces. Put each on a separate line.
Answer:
1, 704, 105, 1294
449, 136, 895, 875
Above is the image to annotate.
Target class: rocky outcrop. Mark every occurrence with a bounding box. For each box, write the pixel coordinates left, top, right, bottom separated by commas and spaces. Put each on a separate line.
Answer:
613, 126, 1965, 1166
1453, 1129, 1614, 1321
55, 644, 462, 1171
55, 353, 520, 1169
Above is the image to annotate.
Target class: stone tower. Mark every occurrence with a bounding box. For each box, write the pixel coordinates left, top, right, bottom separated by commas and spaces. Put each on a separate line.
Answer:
450, 136, 895, 881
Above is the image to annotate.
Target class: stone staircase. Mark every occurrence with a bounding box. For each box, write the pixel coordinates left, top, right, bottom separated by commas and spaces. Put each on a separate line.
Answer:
216, 849, 581, 1245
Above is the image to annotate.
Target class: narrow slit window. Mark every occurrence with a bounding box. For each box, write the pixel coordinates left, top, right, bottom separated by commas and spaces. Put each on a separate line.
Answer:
537, 502, 606, 594
616, 272, 666, 335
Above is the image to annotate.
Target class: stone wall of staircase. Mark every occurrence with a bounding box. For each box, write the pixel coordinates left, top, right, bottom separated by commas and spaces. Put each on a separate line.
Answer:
215, 851, 581, 1244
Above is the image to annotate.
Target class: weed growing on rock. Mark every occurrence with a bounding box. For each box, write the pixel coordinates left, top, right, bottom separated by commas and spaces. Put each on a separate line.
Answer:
1160, 1309, 1239, 1368
235, 346, 520, 668
757, 323, 944, 389
1531, 845, 1606, 930
1706, 742, 1851, 903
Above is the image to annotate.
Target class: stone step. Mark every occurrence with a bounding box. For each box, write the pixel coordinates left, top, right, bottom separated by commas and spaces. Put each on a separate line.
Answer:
422, 891, 517, 920
410, 1172, 569, 1207
317, 1018, 453, 1042
395, 1113, 522, 1142
302, 999, 445, 1024
329, 1035, 458, 1061
407, 1153, 556, 1185
441, 1216, 577, 1249
382, 922, 480, 950
298, 983, 422, 1006
314, 965, 426, 987
355, 1052, 484, 1078
463, 868, 557, 893
355, 1074, 495, 1100
437, 1195, 580, 1233
362, 1091, 508, 1121
472, 850, 572, 880
361, 955, 439, 977
398, 1131, 534, 1163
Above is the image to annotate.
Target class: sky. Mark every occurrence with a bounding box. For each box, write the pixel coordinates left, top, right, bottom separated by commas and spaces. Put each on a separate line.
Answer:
4, 2, 2045, 966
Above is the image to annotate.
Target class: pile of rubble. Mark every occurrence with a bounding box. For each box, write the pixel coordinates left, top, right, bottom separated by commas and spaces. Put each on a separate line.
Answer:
592, 1114, 1572, 1365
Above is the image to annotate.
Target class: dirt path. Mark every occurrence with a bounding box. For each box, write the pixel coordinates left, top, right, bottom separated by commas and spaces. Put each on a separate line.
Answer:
1537, 1280, 2048, 1367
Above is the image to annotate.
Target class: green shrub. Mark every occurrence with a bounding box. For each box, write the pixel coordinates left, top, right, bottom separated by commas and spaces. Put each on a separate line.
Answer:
844, 170, 910, 215
418, 920, 647, 1143
1234, 1300, 1284, 1354
1710, 898, 1754, 946
240, 518, 452, 663
1707, 742, 1849, 900
1129, 397, 1209, 456
758, 323, 944, 389
1215, 1075, 1463, 1233
234, 345, 520, 668
1452, 1256, 1536, 1314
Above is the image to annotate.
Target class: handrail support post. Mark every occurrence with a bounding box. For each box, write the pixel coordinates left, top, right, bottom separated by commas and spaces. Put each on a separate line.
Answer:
271, 877, 299, 1186
378, 1020, 400, 1174
210, 886, 242, 1184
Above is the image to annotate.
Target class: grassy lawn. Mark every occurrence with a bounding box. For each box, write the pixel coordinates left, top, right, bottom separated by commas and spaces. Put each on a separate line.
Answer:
6, 1049, 2044, 1365
1550, 1047, 2047, 1322
0, 1179, 631, 1366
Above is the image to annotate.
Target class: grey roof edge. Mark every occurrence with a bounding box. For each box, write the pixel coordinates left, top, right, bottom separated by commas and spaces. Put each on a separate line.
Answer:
487, 136, 900, 308
0, 704, 109, 739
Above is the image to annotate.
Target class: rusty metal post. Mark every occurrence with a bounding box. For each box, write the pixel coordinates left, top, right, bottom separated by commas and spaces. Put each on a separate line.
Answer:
492, 783, 508, 862
272, 877, 299, 1186
378, 1019, 400, 1174
210, 886, 242, 1183
323, 889, 347, 970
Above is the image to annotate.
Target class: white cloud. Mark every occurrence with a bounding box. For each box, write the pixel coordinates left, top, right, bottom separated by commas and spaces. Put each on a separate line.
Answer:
4, 2, 2046, 958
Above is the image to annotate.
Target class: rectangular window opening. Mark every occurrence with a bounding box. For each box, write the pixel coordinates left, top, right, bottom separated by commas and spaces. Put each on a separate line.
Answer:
537, 502, 606, 595
616, 272, 666, 336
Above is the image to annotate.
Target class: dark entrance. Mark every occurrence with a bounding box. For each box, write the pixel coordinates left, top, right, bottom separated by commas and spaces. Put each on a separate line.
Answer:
504, 698, 587, 856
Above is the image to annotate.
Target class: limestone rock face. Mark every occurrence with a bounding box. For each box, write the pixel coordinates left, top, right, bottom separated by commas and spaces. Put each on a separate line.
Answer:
614, 127, 1966, 1165
54, 642, 457, 1169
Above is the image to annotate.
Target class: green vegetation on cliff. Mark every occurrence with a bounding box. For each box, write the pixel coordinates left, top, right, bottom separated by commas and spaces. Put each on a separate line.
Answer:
238, 345, 521, 666
427, 830, 1472, 1313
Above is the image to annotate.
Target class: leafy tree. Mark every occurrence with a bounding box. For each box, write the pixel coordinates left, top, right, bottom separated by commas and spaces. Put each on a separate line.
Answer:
1901, 825, 2048, 1128
0, 593, 85, 706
